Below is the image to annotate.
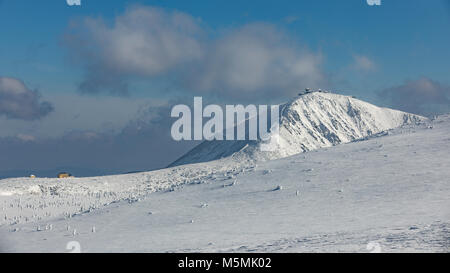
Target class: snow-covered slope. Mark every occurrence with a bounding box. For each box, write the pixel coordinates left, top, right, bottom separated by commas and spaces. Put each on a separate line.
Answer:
0, 114, 449, 252
170, 92, 426, 167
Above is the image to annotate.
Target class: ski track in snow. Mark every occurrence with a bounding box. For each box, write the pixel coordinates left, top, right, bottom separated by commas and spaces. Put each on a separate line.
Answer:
0, 111, 449, 252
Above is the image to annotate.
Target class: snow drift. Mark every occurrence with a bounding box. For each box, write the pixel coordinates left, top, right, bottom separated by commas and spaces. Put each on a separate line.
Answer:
170, 92, 426, 166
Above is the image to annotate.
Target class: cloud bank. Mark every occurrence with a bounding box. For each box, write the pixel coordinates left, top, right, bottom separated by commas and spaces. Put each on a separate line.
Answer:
379, 78, 450, 115
0, 77, 54, 120
0, 100, 198, 177
64, 5, 325, 100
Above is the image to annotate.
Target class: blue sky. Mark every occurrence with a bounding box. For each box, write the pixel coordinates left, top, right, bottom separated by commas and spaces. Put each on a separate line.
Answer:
1, 0, 449, 98
0, 0, 449, 176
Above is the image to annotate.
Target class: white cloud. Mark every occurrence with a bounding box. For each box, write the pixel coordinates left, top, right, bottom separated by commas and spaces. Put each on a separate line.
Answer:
65, 5, 205, 94
0, 77, 53, 120
64, 6, 326, 99
185, 23, 324, 99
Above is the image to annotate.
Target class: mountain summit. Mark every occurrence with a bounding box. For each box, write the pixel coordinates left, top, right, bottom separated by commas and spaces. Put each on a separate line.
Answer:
170, 92, 426, 167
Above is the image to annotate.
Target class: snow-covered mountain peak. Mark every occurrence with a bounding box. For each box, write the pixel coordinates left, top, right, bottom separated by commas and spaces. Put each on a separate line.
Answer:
170, 92, 426, 167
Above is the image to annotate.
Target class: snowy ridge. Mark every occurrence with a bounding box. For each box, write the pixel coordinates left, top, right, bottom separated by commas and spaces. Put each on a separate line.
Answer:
170, 92, 426, 166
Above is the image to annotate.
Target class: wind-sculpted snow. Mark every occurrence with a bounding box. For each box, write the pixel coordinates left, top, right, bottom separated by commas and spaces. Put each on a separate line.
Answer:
170, 93, 426, 166
0, 159, 255, 227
